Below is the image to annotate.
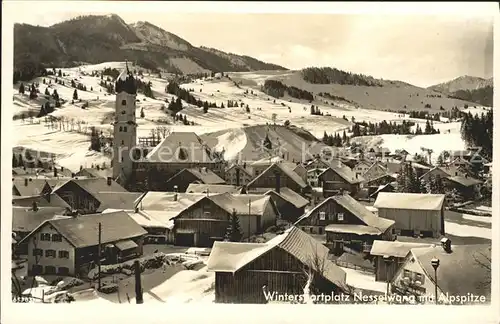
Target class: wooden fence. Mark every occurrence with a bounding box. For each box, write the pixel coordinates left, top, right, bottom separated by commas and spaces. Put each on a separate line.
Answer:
335, 260, 375, 274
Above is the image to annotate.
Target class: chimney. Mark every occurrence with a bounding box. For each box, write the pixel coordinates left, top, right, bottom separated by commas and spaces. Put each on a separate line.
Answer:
61, 166, 64, 172
32, 201, 39, 212
173, 185, 178, 201
441, 237, 452, 253
24, 178, 28, 186
71, 173, 76, 178
275, 171, 281, 194
106, 177, 112, 186
235, 167, 241, 187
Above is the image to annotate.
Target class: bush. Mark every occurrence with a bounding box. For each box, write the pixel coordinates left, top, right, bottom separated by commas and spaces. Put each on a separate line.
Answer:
98, 284, 118, 294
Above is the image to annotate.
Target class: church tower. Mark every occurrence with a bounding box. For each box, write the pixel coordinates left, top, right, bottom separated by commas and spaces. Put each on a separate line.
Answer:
112, 62, 137, 183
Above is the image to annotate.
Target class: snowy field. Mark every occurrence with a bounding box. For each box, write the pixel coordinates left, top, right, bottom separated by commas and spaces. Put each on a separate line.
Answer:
12, 62, 478, 169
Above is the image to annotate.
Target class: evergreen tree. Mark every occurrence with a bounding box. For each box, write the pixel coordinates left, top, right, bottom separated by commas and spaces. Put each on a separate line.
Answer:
73, 89, 78, 100
246, 105, 250, 113
58, 69, 62, 77
19, 83, 25, 94
224, 211, 243, 242
89, 127, 102, 152
322, 131, 329, 144
263, 134, 272, 150
434, 174, 445, 194
140, 108, 145, 118
203, 101, 209, 113
342, 130, 347, 143
12, 154, 18, 167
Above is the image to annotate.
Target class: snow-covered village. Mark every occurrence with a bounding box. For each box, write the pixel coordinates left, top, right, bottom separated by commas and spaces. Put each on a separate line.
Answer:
9, 12, 493, 306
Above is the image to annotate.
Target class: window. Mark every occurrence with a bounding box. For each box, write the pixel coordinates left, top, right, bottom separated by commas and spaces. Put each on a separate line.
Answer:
40, 233, 51, 241
319, 211, 326, 220
45, 249, 56, 258
318, 227, 323, 235
414, 273, 425, 284
58, 267, 70, 275
45, 266, 56, 275
337, 213, 344, 221
121, 100, 126, 106
32, 265, 43, 275
52, 234, 62, 242
32, 249, 43, 257
121, 140, 124, 145
123, 127, 127, 132
403, 269, 411, 279
58, 250, 70, 259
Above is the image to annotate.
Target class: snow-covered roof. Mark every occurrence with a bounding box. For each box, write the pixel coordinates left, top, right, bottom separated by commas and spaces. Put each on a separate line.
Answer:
370, 240, 435, 258
373, 192, 445, 211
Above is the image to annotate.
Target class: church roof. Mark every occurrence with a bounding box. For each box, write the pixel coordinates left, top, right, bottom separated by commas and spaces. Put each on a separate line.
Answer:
115, 62, 137, 95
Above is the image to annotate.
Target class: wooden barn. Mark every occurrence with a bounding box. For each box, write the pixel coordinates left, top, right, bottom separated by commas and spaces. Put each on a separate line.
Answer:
318, 165, 363, 198
51, 177, 128, 214
12, 178, 53, 197
295, 193, 394, 255
164, 167, 226, 192
373, 192, 446, 238
443, 175, 483, 201
207, 226, 347, 303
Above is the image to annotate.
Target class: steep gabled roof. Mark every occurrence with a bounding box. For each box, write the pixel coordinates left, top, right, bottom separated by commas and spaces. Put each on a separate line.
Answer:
12, 194, 71, 209
209, 193, 276, 217
95, 192, 146, 212
167, 168, 226, 185
225, 164, 252, 177
146, 132, 216, 163
51, 178, 127, 200
12, 179, 51, 196
266, 188, 309, 209
445, 175, 483, 187
247, 162, 308, 189
318, 164, 363, 185
12, 206, 68, 233
373, 192, 445, 211
207, 226, 346, 287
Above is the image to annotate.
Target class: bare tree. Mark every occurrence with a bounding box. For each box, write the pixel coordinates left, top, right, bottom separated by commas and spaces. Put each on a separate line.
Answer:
472, 248, 491, 288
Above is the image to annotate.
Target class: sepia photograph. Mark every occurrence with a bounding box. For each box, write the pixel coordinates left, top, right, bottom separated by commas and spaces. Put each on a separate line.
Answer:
1, 1, 498, 322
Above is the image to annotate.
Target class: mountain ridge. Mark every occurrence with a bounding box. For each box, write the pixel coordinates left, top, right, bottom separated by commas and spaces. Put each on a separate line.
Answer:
13, 14, 287, 82
428, 75, 493, 93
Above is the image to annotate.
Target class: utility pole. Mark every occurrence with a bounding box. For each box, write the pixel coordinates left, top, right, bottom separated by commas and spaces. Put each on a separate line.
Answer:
248, 198, 251, 242
134, 260, 143, 304
97, 222, 102, 290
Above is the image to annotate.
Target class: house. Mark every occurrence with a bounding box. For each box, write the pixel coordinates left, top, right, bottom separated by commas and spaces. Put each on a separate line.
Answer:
164, 168, 226, 192
318, 165, 363, 198
51, 177, 128, 213
307, 168, 327, 187
353, 161, 372, 179
12, 178, 53, 197
362, 161, 389, 182
186, 184, 241, 194
443, 175, 483, 201
369, 240, 435, 282
247, 162, 310, 195
242, 187, 310, 223
295, 194, 394, 255
18, 211, 147, 277
391, 241, 491, 304
391, 149, 410, 160
419, 167, 452, 182
373, 192, 446, 238
365, 173, 397, 188
249, 156, 286, 177
225, 164, 253, 186
207, 226, 347, 303
12, 205, 69, 255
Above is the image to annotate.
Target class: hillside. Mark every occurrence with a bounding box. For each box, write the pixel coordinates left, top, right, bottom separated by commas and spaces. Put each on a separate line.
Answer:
428, 75, 493, 93
13, 14, 287, 82
234, 69, 482, 113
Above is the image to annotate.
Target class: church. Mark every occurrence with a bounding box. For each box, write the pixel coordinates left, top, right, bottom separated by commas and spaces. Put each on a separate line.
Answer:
111, 64, 226, 191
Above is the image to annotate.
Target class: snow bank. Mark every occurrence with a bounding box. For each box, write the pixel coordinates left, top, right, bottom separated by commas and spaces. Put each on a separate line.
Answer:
444, 221, 491, 239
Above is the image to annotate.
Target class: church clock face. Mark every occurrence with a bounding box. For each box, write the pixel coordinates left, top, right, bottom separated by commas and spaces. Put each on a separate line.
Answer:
121, 110, 126, 115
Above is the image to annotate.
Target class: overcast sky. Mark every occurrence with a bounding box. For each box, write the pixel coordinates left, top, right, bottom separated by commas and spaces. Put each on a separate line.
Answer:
12, 10, 494, 87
